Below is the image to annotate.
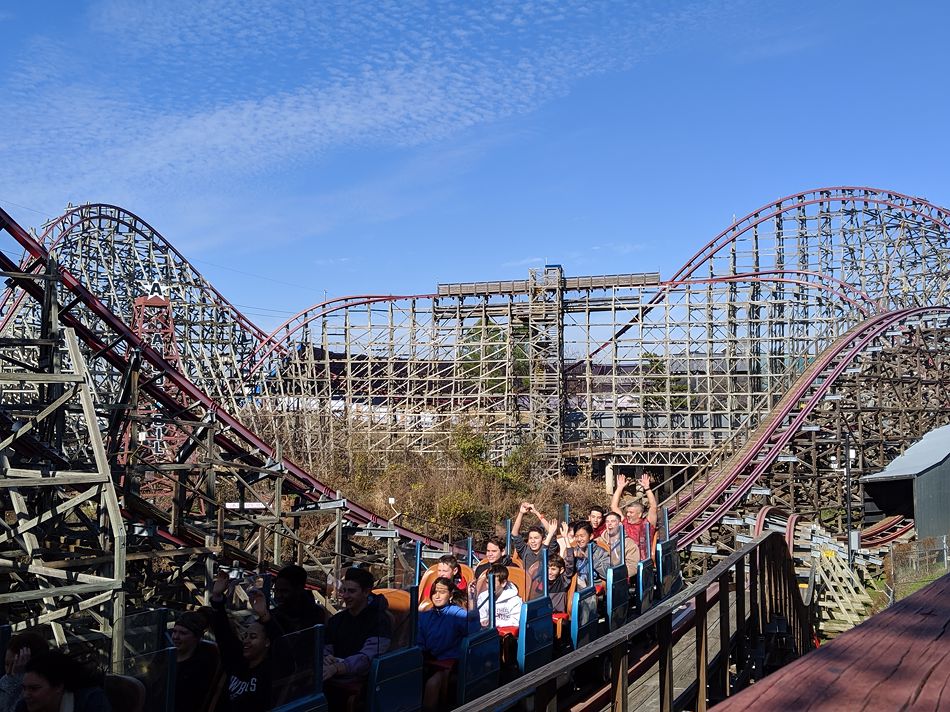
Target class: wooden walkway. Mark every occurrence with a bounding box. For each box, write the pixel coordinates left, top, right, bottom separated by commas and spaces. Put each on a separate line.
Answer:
711, 573, 950, 711
625, 595, 738, 709
573, 590, 742, 711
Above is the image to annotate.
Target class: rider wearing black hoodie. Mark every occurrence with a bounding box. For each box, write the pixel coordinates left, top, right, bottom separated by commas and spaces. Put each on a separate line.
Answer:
323, 568, 392, 709
209, 572, 288, 712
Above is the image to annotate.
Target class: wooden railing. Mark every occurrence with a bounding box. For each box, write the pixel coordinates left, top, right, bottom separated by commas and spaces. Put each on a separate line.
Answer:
456, 532, 815, 712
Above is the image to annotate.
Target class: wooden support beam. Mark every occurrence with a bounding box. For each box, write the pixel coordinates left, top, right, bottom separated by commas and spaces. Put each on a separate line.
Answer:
736, 560, 747, 674
0, 473, 110, 488
695, 587, 708, 712
11, 591, 114, 631
0, 581, 122, 604
0, 485, 100, 545
610, 640, 629, 712
718, 570, 732, 699
0, 373, 84, 382
658, 610, 674, 712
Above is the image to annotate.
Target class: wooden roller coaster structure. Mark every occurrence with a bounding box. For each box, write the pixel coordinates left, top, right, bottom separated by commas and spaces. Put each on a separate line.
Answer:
2, 186, 949, 671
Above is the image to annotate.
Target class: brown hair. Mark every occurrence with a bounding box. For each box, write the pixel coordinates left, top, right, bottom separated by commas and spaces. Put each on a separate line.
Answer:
488, 563, 509, 584
5, 632, 48, 659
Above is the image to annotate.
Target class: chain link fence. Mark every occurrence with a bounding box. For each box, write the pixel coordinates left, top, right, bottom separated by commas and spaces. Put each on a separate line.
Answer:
887, 536, 949, 603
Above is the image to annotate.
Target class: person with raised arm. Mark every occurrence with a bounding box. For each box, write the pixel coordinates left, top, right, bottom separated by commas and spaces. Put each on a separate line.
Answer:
510, 502, 559, 599
597, 511, 639, 572
610, 472, 658, 561
209, 571, 284, 712
559, 520, 609, 588
1, 633, 49, 712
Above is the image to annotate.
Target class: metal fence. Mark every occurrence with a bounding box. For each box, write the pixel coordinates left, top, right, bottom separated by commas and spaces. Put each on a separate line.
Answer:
888, 536, 949, 603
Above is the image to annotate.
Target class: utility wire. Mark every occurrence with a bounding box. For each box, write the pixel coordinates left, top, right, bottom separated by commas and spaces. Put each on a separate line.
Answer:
0, 196, 53, 216
0, 197, 326, 315
189, 256, 319, 293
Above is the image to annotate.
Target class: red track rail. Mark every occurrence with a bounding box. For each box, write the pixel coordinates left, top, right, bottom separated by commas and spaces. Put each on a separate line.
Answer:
572, 186, 950, 370
861, 516, 916, 548
244, 293, 435, 375
0, 204, 269, 345
672, 306, 950, 547
2, 193, 940, 555
671, 187, 950, 283
0, 206, 451, 550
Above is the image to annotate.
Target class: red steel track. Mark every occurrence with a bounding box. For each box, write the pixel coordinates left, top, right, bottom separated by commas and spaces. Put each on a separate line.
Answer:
860, 516, 916, 548
0, 204, 269, 345
571, 186, 950, 370
668, 306, 949, 547
0, 205, 452, 550
1, 189, 940, 555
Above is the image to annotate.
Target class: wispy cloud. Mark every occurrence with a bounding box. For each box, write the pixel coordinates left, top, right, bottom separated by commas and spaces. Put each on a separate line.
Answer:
0, 1, 737, 218
733, 35, 820, 62
314, 257, 351, 267
588, 242, 647, 255
149, 140, 479, 261
501, 256, 544, 268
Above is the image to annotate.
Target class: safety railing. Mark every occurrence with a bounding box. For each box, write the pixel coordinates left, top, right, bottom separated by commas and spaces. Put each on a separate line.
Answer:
456, 531, 814, 712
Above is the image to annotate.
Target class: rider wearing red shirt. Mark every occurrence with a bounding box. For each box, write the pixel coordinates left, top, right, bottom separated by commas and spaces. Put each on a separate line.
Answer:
610, 472, 658, 561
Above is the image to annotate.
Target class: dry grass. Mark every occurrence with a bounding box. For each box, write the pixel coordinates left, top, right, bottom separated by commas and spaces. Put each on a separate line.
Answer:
299, 426, 611, 543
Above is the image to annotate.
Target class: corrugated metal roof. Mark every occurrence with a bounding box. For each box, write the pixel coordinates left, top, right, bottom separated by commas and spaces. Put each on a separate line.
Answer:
861, 423, 950, 482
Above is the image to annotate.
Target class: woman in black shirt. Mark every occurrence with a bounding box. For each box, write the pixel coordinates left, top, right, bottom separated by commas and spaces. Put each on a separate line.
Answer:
209, 572, 286, 712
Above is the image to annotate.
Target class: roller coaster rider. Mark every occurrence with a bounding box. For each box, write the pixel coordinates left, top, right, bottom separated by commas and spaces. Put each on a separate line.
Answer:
598, 511, 638, 571
271, 564, 326, 634
322, 567, 392, 708
510, 502, 560, 598
588, 505, 607, 538
209, 572, 286, 712
559, 521, 609, 588
473, 535, 512, 581
611, 473, 659, 561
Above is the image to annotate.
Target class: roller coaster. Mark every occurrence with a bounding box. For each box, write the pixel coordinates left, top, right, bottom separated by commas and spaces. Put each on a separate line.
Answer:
1, 186, 949, 709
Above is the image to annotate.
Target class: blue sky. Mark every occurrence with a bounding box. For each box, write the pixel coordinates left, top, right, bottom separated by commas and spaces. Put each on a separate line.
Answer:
1, 1, 948, 329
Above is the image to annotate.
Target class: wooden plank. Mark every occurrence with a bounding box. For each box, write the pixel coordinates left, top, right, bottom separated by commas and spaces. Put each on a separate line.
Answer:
610, 644, 629, 712
710, 574, 950, 711
11, 591, 113, 630
0, 581, 122, 604
0, 384, 80, 451
0, 486, 100, 545
718, 572, 731, 698
695, 589, 708, 712
620, 590, 745, 710
28, 546, 220, 569
658, 612, 673, 712
0, 559, 116, 584
0, 373, 84, 382
0, 473, 110, 488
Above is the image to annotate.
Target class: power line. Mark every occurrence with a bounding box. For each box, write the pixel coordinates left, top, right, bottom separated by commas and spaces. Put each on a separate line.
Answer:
231, 303, 298, 314
0, 197, 53, 217
189, 257, 318, 292
0, 198, 325, 300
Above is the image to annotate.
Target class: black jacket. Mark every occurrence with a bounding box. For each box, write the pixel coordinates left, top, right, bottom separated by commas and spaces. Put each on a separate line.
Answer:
210, 598, 287, 712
